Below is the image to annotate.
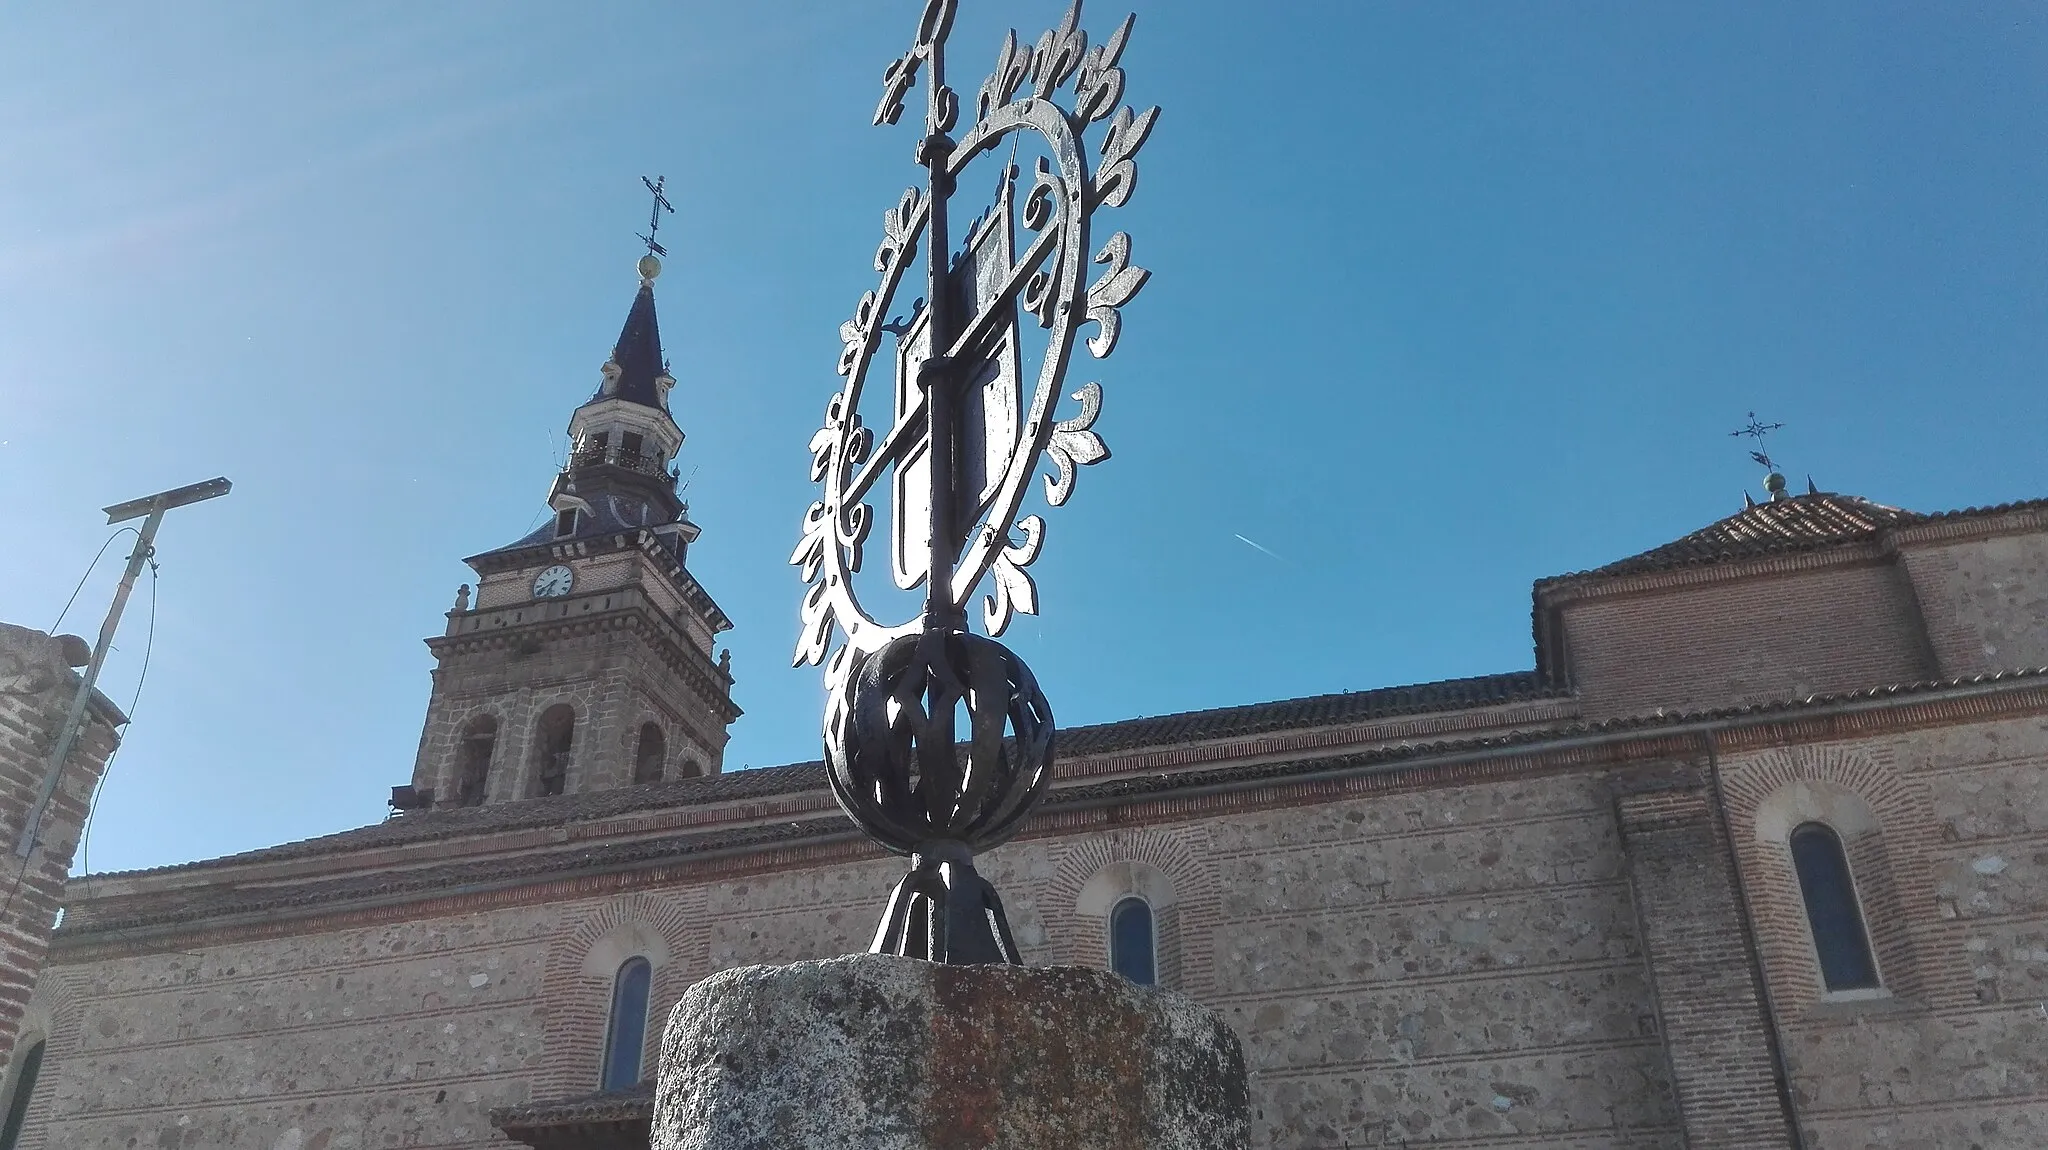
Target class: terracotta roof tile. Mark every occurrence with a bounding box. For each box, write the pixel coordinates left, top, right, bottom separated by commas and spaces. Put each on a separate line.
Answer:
1053, 670, 1556, 757
1561, 493, 1924, 580
87, 672, 1560, 880
59, 668, 2048, 938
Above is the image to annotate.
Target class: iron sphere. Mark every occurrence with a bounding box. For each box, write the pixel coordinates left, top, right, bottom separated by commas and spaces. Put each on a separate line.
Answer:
825, 629, 1054, 857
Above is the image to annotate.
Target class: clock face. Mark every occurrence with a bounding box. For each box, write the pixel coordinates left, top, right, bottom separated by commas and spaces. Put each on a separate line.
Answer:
532, 564, 575, 599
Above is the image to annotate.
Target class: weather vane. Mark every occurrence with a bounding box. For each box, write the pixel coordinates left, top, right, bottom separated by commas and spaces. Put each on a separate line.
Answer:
791, 0, 1158, 964
1729, 411, 1784, 473
638, 174, 674, 259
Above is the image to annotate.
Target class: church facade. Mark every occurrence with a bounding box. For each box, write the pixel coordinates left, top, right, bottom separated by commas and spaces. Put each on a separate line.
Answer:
6, 269, 2046, 1149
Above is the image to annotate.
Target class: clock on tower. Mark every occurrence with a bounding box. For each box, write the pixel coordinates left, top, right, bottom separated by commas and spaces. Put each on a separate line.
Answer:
402, 249, 740, 808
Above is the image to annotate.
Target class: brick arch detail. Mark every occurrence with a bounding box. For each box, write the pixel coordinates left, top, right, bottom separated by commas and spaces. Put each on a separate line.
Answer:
1718, 742, 1949, 1009
525, 697, 586, 797
439, 708, 504, 804
538, 889, 705, 1098
1043, 826, 1220, 996
11, 971, 83, 1150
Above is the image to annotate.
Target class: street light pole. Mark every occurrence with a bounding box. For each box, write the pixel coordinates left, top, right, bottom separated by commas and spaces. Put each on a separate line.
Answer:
14, 477, 232, 859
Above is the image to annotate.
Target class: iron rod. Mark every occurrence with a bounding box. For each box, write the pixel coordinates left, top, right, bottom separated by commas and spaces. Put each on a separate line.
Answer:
15, 477, 231, 859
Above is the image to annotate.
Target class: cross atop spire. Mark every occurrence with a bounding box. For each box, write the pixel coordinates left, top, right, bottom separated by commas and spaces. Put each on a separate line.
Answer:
638, 175, 675, 260
1729, 412, 1801, 505
1729, 411, 1785, 473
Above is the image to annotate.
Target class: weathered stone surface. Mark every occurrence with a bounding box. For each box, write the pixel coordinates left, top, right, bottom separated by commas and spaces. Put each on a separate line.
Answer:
651, 954, 1250, 1150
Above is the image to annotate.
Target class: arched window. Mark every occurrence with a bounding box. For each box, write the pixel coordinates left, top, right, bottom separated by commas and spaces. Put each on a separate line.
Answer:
1110, 897, 1156, 986
677, 758, 703, 780
0, 1039, 46, 1150
601, 957, 653, 1091
1790, 822, 1880, 991
533, 705, 576, 797
633, 723, 666, 785
455, 715, 497, 807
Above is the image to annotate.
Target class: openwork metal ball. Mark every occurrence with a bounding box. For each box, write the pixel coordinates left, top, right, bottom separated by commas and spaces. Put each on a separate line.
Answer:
824, 629, 1054, 856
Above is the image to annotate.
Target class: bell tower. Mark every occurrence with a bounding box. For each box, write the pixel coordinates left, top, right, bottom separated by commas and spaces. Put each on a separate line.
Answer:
404, 249, 739, 808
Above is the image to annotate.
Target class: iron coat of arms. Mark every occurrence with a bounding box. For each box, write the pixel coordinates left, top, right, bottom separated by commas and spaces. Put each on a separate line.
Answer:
792, 0, 1158, 964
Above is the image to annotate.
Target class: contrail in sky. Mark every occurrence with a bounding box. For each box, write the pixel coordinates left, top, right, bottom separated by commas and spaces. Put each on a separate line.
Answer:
1233, 534, 1287, 562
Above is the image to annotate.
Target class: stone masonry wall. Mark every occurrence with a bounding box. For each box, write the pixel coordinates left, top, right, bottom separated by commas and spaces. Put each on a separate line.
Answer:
26, 708, 2047, 1149
31, 910, 558, 1150
1719, 715, 2048, 1148
0, 624, 118, 1087
30, 769, 1683, 1150
410, 613, 728, 805
1902, 533, 2048, 679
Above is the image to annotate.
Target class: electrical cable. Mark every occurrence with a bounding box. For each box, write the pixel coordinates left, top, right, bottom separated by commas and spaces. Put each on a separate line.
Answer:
78, 556, 157, 894
50, 527, 139, 632
2, 548, 159, 923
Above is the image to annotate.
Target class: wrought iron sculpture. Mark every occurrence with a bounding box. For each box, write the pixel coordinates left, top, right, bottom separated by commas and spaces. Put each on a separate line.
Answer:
792, 0, 1157, 964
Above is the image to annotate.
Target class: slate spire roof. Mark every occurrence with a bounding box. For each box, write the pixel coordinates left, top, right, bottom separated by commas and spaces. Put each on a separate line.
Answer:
596, 278, 670, 410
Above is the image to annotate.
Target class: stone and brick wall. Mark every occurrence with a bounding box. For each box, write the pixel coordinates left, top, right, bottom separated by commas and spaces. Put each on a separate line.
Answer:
411, 600, 733, 804
0, 624, 119, 1106
1901, 530, 2048, 678
26, 690, 2048, 1149
28, 765, 1692, 1150
1559, 561, 1935, 720
1719, 714, 2048, 1148
1613, 762, 1798, 1148
17, 498, 2048, 1149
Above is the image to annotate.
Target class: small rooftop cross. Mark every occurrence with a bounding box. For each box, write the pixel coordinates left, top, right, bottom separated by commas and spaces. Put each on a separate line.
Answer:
638, 175, 674, 258
1729, 411, 1785, 473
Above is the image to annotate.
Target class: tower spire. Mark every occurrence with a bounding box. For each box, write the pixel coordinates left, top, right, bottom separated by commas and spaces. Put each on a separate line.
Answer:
638, 174, 674, 261
599, 274, 672, 410
597, 178, 678, 412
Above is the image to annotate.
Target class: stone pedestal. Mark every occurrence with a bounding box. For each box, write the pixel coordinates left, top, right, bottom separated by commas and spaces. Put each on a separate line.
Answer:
651, 953, 1249, 1150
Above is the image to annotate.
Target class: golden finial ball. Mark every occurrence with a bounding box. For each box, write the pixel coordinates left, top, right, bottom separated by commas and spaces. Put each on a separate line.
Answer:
638, 253, 663, 281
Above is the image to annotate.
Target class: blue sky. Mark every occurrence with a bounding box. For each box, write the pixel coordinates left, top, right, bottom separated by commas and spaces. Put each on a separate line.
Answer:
3, 2, 2044, 875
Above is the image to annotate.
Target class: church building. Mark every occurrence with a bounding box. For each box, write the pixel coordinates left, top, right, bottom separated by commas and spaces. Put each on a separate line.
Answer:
5, 259, 2045, 1149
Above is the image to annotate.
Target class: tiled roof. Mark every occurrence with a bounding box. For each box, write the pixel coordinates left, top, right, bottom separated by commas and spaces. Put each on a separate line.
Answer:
59, 667, 2048, 938
1053, 670, 1556, 757
1564, 493, 1925, 580
95, 760, 835, 877
1044, 666, 2048, 807
86, 671, 1561, 880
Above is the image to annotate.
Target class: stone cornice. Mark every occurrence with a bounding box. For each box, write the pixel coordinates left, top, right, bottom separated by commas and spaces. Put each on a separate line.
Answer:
1888, 501, 2048, 548
51, 671, 2048, 961
464, 530, 732, 634
431, 593, 737, 720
